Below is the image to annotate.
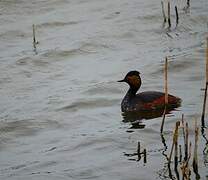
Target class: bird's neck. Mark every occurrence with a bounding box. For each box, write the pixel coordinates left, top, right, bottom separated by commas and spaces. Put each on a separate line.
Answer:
127, 77, 141, 96
127, 86, 139, 97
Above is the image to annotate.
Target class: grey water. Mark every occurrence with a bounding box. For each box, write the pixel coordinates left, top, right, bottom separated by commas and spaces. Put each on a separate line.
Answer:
0, 0, 208, 179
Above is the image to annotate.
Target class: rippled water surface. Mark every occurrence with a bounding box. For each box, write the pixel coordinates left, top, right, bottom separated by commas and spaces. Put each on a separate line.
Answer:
0, 0, 208, 179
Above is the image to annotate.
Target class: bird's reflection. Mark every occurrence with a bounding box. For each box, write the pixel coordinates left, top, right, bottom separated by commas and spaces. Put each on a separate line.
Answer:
122, 107, 179, 129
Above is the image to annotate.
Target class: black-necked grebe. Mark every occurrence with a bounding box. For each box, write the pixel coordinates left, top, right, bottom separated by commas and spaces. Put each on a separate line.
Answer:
118, 71, 181, 112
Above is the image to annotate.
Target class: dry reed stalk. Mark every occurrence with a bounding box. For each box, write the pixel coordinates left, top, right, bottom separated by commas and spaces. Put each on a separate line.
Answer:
161, 108, 167, 134
160, 57, 168, 134
180, 114, 187, 162
201, 37, 208, 127
184, 122, 189, 161
33, 24, 36, 49
183, 0, 190, 12
169, 137, 174, 164
143, 149, 147, 163
175, 6, 179, 26
206, 37, 208, 82
174, 122, 180, 180
193, 120, 200, 179
187, 0, 190, 8
181, 142, 192, 180
179, 145, 182, 162
137, 141, 141, 161
187, 142, 192, 177
201, 79, 208, 128
168, 121, 180, 164
181, 114, 185, 140
161, 1, 166, 23
188, 142, 192, 162
168, 2, 171, 28
165, 57, 168, 105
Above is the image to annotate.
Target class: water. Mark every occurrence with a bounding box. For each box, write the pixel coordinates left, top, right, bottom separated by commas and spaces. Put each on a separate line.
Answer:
0, 0, 208, 179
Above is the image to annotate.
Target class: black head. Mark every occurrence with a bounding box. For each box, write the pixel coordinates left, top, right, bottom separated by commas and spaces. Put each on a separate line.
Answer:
118, 71, 141, 90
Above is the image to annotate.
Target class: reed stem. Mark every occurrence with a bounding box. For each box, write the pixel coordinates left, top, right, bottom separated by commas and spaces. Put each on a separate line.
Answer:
201, 38, 208, 127
184, 122, 189, 161
179, 145, 182, 162
174, 122, 180, 180
165, 57, 168, 105
206, 37, 208, 82
168, 2, 171, 28
193, 120, 200, 179
181, 142, 192, 180
169, 121, 180, 164
33, 24, 36, 49
137, 141, 141, 161
181, 114, 185, 140
175, 6, 179, 26
143, 149, 147, 163
160, 57, 168, 134
161, 1, 166, 23
187, 0, 190, 8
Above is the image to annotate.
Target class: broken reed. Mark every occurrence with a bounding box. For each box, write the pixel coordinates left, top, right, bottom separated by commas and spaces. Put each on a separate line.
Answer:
33, 24, 36, 49
167, 122, 180, 179
124, 141, 147, 163
184, 122, 189, 161
187, 0, 190, 8
137, 141, 147, 163
160, 57, 168, 134
168, 121, 180, 165
161, 1, 166, 23
201, 84, 207, 127
181, 114, 185, 143
193, 120, 200, 179
179, 145, 182, 162
161, 1, 180, 28
201, 37, 208, 127
167, 2, 171, 28
183, 0, 190, 12
185, 122, 200, 179
181, 142, 192, 180
175, 6, 179, 26
137, 141, 141, 161
206, 37, 208, 82
174, 122, 179, 174
32, 24, 39, 54
166, 116, 201, 179
143, 149, 147, 163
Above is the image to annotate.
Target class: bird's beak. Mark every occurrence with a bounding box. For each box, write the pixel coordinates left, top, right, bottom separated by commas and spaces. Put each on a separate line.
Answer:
117, 79, 125, 82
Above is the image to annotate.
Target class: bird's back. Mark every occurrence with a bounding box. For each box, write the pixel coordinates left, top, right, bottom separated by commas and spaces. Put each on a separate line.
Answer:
122, 91, 181, 112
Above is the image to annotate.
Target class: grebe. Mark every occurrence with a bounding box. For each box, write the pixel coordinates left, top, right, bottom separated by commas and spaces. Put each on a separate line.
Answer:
118, 71, 181, 112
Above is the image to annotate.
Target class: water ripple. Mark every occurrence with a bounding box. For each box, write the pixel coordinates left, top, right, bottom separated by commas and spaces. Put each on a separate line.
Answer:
58, 98, 119, 112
